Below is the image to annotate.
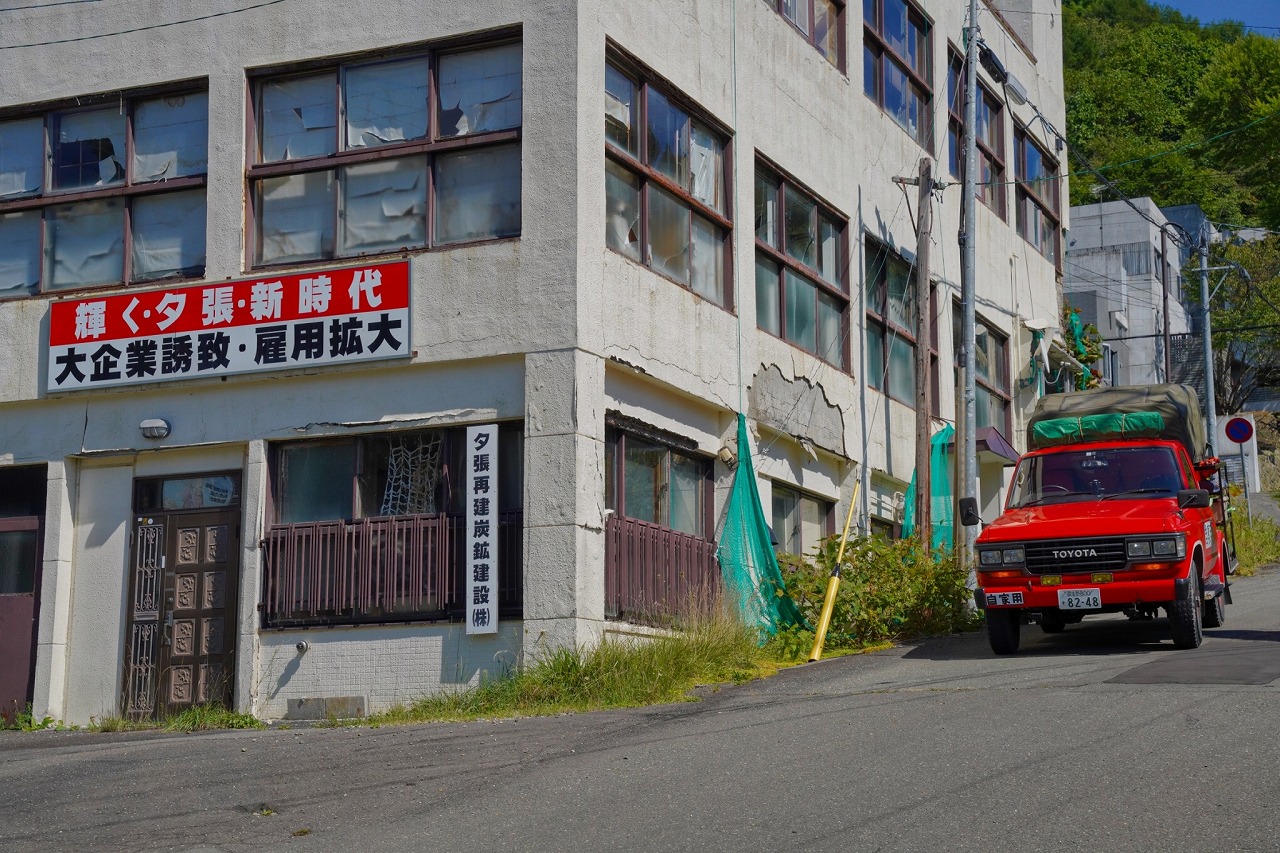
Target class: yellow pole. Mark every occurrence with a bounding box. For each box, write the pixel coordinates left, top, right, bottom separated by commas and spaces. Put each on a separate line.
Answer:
809, 473, 861, 661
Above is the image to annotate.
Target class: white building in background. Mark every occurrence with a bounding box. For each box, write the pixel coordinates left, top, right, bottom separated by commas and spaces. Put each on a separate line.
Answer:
1063, 199, 1193, 387
0, 0, 1066, 725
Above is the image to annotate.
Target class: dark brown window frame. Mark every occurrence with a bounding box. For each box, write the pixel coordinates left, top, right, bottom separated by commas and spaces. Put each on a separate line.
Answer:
864, 237, 917, 405
1013, 123, 1061, 267
245, 33, 523, 272
946, 49, 1006, 220
770, 480, 835, 556
952, 302, 1012, 436
604, 425, 714, 541
765, 0, 847, 70
754, 160, 850, 370
604, 51, 735, 311
863, 0, 933, 148
0, 84, 209, 300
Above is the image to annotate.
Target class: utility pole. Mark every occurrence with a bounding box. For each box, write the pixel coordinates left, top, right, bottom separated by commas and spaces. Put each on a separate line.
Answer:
913, 158, 933, 541
958, 0, 979, 565
1199, 228, 1219, 458
1161, 229, 1171, 382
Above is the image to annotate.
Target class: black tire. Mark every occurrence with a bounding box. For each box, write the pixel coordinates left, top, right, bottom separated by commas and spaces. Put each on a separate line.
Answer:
1041, 611, 1067, 634
986, 609, 1021, 655
1170, 567, 1203, 649
1203, 589, 1226, 629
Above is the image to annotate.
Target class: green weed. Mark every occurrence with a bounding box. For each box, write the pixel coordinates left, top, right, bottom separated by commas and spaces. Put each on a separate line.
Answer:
163, 704, 264, 732
89, 704, 264, 733
1230, 511, 1280, 577
1, 705, 56, 732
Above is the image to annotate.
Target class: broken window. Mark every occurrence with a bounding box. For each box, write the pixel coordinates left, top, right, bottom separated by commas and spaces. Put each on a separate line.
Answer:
604, 56, 731, 308
437, 43, 522, 137
250, 37, 523, 267
0, 87, 209, 298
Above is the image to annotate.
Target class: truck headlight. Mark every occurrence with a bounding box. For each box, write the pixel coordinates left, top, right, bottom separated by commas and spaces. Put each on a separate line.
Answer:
1002, 547, 1025, 565
980, 550, 1003, 566
1127, 541, 1151, 558
1153, 536, 1183, 558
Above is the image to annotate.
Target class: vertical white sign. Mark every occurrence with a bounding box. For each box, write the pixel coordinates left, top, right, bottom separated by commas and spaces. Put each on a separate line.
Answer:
466, 424, 499, 634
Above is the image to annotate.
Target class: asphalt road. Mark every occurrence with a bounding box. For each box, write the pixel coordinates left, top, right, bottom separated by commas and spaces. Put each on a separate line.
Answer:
5, 569, 1280, 853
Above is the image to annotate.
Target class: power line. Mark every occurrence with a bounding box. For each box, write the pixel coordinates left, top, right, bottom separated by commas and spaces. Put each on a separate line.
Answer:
1068, 104, 1280, 178
0, 0, 291, 49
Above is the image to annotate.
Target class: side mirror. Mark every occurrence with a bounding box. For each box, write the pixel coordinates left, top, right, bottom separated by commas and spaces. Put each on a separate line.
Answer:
1177, 489, 1211, 509
959, 496, 982, 527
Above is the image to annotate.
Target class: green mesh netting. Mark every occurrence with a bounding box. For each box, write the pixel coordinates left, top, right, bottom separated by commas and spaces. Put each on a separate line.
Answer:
715, 414, 805, 637
901, 423, 955, 551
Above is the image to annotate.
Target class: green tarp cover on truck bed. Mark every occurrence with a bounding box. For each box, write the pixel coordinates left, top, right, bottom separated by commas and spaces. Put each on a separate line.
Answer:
1030, 411, 1165, 448
1027, 384, 1208, 461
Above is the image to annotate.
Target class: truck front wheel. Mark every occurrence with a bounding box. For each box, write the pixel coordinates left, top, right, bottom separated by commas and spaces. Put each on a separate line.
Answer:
986, 610, 1021, 655
1169, 567, 1204, 649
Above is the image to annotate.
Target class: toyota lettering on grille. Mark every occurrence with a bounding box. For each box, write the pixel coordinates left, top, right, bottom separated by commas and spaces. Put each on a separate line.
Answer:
1052, 548, 1098, 559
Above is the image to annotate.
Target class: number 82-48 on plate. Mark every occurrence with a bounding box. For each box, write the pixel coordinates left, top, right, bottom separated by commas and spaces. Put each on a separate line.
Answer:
1057, 588, 1101, 610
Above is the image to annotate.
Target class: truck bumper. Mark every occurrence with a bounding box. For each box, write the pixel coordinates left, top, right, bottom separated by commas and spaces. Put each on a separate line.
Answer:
977, 576, 1180, 610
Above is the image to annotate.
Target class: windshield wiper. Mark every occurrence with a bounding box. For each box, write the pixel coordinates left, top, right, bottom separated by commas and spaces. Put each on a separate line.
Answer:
1019, 490, 1093, 507
1102, 488, 1173, 501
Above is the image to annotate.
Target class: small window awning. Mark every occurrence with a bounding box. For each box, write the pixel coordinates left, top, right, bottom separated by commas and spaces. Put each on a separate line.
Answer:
976, 425, 1020, 466
943, 426, 1021, 467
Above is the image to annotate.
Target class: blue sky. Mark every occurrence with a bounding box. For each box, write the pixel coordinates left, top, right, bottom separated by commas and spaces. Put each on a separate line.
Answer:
1157, 0, 1279, 32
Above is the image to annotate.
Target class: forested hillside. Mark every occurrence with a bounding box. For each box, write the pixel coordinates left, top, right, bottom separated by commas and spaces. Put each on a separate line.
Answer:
1064, 0, 1280, 229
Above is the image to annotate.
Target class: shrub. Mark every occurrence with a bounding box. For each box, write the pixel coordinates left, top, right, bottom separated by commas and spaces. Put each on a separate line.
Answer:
772, 534, 979, 655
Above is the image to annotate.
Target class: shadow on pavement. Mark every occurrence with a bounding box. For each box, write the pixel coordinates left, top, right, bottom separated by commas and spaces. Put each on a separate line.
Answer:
901, 615, 1180, 661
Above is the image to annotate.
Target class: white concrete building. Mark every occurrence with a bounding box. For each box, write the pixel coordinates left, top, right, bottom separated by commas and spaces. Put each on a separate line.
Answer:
0, 0, 1067, 725
1064, 199, 1193, 387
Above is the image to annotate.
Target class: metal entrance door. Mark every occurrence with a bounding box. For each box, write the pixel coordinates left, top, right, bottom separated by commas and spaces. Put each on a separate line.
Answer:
0, 516, 43, 725
124, 473, 241, 720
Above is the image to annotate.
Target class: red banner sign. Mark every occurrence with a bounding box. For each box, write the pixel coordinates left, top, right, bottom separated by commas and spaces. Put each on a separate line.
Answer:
47, 261, 410, 391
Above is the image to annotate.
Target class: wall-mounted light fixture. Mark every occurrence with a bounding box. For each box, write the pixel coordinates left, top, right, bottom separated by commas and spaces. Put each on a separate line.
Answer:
139, 418, 171, 439
717, 444, 738, 468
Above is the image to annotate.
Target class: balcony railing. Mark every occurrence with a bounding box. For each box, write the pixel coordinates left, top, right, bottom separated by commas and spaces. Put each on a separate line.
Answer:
262, 511, 522, 628
605, 514, 720, 626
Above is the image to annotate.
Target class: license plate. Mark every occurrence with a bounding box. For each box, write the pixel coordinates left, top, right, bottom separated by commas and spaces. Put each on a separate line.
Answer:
1058, 588, 1101, 610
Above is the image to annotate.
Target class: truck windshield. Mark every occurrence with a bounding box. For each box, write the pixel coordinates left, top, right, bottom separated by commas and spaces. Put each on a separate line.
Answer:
1007, 446, 1183, 508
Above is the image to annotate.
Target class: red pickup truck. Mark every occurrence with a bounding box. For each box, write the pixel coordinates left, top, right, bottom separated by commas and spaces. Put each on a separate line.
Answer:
968, 385, 1235, 655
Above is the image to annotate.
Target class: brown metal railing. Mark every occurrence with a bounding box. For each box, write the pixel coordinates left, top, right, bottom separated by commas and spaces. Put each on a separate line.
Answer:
604, 515, 720, 626
262, 511, 522, 627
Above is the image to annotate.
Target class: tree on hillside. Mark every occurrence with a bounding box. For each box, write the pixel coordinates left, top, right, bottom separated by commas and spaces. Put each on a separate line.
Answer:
1061, 0, 1272, 227
1183, 235, 1280, 413
1191, 35, 1280, 227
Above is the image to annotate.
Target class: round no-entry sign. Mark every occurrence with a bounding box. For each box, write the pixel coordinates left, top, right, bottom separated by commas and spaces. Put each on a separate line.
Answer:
1225, 417, 1254, 444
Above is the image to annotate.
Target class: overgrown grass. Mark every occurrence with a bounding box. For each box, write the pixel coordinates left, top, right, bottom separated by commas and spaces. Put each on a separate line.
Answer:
767, 534, 980, 660
1230, 510, 1280, 577
370, 609, 768, 725
90, 704, 264, 733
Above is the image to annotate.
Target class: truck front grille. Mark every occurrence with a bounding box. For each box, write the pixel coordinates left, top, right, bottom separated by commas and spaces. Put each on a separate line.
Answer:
1024, 536, 1129, 574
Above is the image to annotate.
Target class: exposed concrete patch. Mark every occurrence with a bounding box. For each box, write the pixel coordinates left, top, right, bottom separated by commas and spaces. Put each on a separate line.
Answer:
749, 364, 846, 457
